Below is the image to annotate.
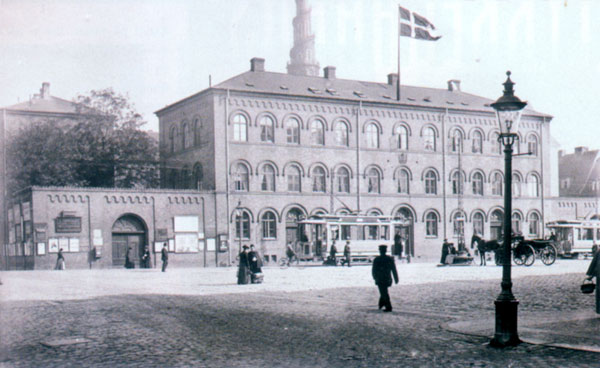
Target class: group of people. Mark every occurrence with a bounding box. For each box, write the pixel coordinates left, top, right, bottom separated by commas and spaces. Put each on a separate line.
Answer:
237, 244, 263, 284
125, 245, 153, 269
325, 240, 352, 267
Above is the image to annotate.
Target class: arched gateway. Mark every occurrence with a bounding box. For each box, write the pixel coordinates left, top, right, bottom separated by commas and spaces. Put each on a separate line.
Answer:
111, 214, 147, 267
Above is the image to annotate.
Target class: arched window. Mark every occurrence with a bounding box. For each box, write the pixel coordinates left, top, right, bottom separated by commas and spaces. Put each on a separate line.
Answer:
310, 119, 325, 145
472, 172, 484, 196
451, 171, 464, 195
261, 211, 277, 239
286, 117, 300, 144
395, 125, 408, 150
490, 209, 504, 240
334, 121, 349, 146
450, 130, 463, 153
193, 118, 200, 146
426, 212, 438, 237
527, 134, 538, 156
235, 210, 250, 240
453, 212, 465, 237
169, 125, 178, 153
312, 166, 326, 192
193, 163, 203, 190
473, 212, 484, 237
180, 165, 191, 189
492, 173, 503, 196
528, 212, 540, 237
512, 174, 522, 198
287, 165, 301, 192
232, 114, 247, 142
425, 170, 437, 194
183, 122, 193, 149
233, 163, 249, 191
512, 212, 522, 234
336, 167, 350, 193
365, 123, 379, 148
472, 130, 483, 153
527, 174, 540, 197
424, 127, 436, 151
259, 115, 275, 143
260, 164, 276, 192
397, 169, 409, 194
491, 132, 502, 155
367, 168, 380, 193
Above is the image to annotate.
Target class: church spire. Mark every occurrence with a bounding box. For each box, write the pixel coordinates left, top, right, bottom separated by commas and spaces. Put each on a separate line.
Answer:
287, 0, 320, 77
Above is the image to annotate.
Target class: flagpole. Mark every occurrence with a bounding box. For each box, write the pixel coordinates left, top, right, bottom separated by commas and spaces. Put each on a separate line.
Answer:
397, 5, 401, 101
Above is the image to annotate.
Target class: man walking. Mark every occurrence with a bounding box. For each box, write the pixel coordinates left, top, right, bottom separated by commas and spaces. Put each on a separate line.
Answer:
161, 243, 169, 272
372, 245, 398, 312
394, 230, 403, 259
343, 240, 351, 267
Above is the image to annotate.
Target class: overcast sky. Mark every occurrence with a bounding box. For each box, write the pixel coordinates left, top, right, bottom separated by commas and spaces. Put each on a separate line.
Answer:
1, 0, 598, 152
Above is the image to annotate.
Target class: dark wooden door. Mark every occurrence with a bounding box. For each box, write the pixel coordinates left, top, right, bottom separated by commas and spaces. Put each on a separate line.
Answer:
112, 234, 143, 266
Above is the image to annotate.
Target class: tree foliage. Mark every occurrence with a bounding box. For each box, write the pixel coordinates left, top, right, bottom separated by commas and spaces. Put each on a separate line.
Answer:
6, 88, 159, 193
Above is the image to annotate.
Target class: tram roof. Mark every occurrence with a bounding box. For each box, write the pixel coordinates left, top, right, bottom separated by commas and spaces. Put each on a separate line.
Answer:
299, 214, 409, 225
547, 219, 600, 227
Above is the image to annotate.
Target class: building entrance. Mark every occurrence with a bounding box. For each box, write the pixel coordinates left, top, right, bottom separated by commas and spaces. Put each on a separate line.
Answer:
111, 215, 147, 267
395, 208, 414, 258
490, 210, 504, 240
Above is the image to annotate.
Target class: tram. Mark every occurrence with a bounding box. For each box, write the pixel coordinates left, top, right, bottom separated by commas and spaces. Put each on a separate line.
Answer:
298, 214, 410, 262
546, 219, 600, 259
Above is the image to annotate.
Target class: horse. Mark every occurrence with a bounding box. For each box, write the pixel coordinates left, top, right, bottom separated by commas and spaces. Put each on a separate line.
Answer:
471, 234, 501, 266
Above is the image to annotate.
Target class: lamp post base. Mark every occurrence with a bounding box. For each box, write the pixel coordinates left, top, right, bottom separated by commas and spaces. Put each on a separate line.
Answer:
490, 299, 521, 347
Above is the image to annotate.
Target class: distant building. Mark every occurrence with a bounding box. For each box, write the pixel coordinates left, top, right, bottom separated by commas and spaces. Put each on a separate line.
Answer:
559, 147, 600, 198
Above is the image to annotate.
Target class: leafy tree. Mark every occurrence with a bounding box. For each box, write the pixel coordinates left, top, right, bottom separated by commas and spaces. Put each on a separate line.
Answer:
6, 88, 159, 193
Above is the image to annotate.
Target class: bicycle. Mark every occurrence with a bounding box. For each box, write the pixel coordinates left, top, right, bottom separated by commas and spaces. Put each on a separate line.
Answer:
279, 255, 301, 269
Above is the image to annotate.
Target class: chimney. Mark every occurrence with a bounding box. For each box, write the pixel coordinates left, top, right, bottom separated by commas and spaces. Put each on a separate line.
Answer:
250, 57, 265, 72
40, 82, 50, 99
575, 146, 589, 155
387, 73, 399, 86
447, 80, 461, 92
324, 66, 336, 80
558, 149, 564, 158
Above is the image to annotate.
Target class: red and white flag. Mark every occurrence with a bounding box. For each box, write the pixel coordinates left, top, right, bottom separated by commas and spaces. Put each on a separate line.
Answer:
399, 6, 441, 41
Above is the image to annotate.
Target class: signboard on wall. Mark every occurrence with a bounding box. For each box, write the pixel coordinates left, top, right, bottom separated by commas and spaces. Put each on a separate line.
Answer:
174, 216, 199, 232
175, 233, 199, 253
156, 228, 168, 241
34, 223, 47, 242
55, 216, 82, 233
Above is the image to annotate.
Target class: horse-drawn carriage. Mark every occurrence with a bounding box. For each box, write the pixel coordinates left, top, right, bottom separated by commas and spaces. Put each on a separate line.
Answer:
471, 234, 557, 267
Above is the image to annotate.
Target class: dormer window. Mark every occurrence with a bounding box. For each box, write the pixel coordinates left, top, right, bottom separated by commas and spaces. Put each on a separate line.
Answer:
325, 88, 338, 95
308, 87, 321, 94
353, 91, 365, 98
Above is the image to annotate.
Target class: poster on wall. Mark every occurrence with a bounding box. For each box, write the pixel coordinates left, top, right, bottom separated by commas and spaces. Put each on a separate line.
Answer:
58, 238, 69, 251
175, 233, 198, 253
37, 242, 46, 255
48, 238, 59, 253
154, 241, 165, 253
174, 216, 199, 232
93, 229, 103, 246
69, 238, 80, 252
206, 238, 216, 251
168, 238, 175, 252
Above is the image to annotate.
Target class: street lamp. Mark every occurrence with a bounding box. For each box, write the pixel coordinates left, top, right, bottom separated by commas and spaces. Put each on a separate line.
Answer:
490, 71, 527, 347
235, 201, 243, 254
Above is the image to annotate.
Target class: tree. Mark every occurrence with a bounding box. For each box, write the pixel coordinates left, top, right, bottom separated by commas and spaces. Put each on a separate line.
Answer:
6, 88, 159, 193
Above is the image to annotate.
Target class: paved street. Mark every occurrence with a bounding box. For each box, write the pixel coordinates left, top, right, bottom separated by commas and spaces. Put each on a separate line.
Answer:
0, 260, 599, 367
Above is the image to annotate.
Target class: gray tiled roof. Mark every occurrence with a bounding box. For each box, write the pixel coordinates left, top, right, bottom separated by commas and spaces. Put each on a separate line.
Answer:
211, 70, 550, 118
559, 149, 600, 196
3, 96, 86, 115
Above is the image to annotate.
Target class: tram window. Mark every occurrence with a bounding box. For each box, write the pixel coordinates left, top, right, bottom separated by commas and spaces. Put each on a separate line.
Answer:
381, 225, 389, 240
583, 228, 594, 240
330, 226, 340, 241
366, 225, 379, 240
596, 229, 600, 240
341, 225, 351, 240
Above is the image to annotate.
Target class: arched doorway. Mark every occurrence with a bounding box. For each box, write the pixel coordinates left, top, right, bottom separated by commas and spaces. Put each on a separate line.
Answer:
490, 209, 504, 240
394, 208, 414, 258
111, 214, 147, 267
285, 208, 306, 254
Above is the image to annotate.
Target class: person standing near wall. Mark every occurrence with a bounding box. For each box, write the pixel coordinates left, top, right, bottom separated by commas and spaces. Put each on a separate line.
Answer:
161, 243, 168, 272
55, 248, 65, 270
343, 240, 351, 267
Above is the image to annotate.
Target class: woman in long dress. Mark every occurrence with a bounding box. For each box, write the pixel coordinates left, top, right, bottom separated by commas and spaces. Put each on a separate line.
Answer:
237, 245, 250, 285
585, 247, 600, 314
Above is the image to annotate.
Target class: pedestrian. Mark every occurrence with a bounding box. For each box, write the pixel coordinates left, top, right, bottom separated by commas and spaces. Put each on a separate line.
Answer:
237, 245, 250, 285
55, 248, 65, 270
343, 240, 351, 267
125, 246, 135, 269
394, 230, 403, 259
440, 238, 453, 265
88, 246, 97, 269
329, 241, 337, 266
585, 248, 600, 314
141, 245, 151, 269
286, 242, 297, 265
371, 245, 398, 312
248, 244, 262, 274
161, 243, 168, 272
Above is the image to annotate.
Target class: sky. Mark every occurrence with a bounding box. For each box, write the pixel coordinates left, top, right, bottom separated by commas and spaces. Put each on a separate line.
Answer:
1, 0, 598, 153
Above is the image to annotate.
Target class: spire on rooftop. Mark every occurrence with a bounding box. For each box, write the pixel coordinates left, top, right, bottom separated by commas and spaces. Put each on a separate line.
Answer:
287, 0, 319, 77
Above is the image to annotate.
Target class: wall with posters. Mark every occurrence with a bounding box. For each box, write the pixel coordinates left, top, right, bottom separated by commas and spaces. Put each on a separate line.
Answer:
4, 186, 221, 270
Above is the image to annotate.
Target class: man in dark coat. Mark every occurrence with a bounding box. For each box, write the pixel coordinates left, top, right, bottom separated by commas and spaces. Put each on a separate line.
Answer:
248, 244, 262, 274
343, 241, 351, 267
161, 243, 168, 272
394, 230, 403, 259
440, 239, 453, 265
372, 245, 399, 312
237, 245, 250, 284
125, 247, 134, 269
141, 245, 151, 269
329, 241, 338, 266
585, 249, 600, 314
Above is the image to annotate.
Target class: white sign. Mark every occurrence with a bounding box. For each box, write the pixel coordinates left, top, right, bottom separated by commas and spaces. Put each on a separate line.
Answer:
174, 216, 199, 232
206, 238, 216, 251
37, 242, 46, 255
175, 233, 198, 253
48, 238, 59, 253
58, 238, 69, 251
69, 238, 80, 252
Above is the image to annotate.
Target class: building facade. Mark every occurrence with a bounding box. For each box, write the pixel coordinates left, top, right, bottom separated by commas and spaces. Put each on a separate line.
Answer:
156, 57, 553, 262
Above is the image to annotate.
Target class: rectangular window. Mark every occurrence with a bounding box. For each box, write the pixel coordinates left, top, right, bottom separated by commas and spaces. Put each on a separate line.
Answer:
288, 174, 300, 192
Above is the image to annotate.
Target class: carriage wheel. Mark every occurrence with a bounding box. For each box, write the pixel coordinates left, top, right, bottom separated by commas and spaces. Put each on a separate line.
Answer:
522, 245, 535, 266
540, 245, 557, 266
512, 251, 524, 266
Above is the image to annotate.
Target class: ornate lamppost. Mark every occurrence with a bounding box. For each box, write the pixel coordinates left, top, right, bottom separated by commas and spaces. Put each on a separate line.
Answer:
490, 71, 527, 347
